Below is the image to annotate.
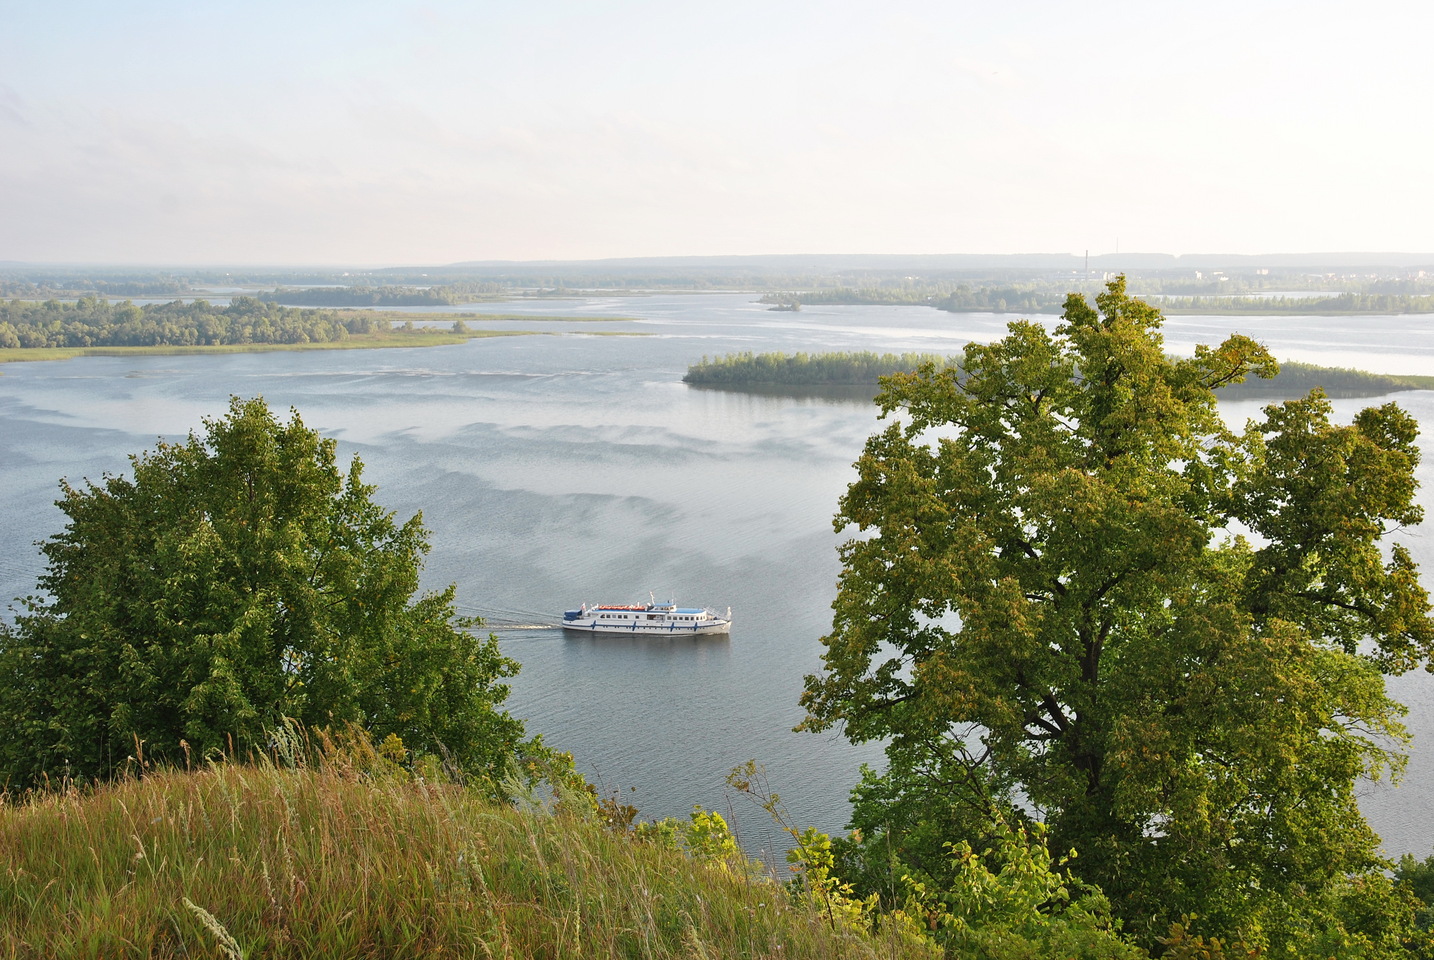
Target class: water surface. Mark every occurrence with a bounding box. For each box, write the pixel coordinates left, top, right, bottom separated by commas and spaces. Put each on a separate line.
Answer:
1, 293, 1430, 860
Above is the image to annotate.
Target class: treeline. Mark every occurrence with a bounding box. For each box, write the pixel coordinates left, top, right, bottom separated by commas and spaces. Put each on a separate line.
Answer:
759, 287, 942, 307
683, 350, 956, 385
760, 286, 1080, 314
0, 296, 381, 349
685, 350, 1431, 397
1221, 359, 1432, 397
262, 281, 508, 307
262, 285, 454, 307
935, 285, 1069, 313
761, 286, 1434, 315
1158, 292, 1434, 314
0, 277, 192, 299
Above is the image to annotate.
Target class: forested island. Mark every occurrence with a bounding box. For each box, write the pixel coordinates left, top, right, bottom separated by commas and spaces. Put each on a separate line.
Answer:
684, 350, 957, 386
685, 349, 1434, 397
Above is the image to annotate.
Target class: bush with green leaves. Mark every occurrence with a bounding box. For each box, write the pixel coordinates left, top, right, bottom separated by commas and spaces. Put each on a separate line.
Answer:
0, 397, 524, 788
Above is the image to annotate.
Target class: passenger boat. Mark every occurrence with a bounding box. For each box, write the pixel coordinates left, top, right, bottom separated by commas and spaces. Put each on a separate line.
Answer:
561, 599, 732, 635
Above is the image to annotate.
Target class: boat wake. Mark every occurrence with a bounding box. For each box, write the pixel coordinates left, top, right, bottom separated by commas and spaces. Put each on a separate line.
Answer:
454, 602, 562, 631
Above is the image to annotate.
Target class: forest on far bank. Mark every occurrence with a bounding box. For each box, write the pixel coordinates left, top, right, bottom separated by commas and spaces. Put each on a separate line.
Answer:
758, 285, 1434, 315
7, 257, 1434, 315
0, 296, 380, 349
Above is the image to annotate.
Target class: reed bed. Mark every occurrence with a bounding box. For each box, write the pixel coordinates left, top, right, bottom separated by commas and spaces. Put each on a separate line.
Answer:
0, 759, 930, 960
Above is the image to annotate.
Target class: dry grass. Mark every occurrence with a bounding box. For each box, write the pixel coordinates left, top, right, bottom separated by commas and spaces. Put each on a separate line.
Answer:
0, 757, 931, 959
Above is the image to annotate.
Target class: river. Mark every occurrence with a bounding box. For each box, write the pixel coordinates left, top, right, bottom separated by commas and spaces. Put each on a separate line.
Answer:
0, 292, 1430, 861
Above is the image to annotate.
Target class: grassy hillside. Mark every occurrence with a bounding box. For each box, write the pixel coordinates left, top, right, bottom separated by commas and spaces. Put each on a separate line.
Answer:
0, 753, 933, 960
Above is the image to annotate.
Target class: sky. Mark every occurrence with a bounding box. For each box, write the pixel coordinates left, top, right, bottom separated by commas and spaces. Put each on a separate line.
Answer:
2, 0, 1432, 265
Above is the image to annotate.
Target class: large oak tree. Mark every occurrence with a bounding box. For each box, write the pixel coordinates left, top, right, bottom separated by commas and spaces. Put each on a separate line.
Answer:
801, 278, 1433, 951
0, 397, 524, 788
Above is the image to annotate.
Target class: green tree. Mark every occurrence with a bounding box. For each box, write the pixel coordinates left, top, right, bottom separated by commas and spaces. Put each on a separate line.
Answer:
800, 278, 1433, 951
1396, 849, 1434, 941
0, 397, 525, 788
910, 818, 1146, 960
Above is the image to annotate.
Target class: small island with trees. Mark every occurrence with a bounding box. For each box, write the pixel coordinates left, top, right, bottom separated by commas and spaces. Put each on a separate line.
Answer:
685, 348, 1434, 399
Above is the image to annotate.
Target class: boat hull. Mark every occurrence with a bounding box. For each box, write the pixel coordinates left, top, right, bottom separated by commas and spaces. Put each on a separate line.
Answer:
560, 618, 731, 635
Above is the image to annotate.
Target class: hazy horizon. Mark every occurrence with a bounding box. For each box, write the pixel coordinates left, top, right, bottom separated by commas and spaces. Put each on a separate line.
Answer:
6, 251, 1434, 275
4, 1, 1432, 265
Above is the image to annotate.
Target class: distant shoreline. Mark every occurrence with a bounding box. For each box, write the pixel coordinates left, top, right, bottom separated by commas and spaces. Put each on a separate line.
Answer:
0, 327, 647, 366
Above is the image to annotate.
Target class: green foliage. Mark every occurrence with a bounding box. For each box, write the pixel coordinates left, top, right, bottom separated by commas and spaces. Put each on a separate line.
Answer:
726, 762, 934, 951
756, 281, 1434, 316
632, 806, 751, 869
684, 349, 1425, 400
1158, 920, 1260, 959
904, 819, 1144, 959
0, 397, 525, 789
785, 824, 894, 936
933, 283, 1069, 314
836, 740, 1016, 906
683, 807, 743, 865
262, 285, 459, 307
801, 277, 1434, 950
0, 295, 378, 349
1155, 291, 1434, 314
684, 350, 957, 386
1397, 849, 1434, 939
1211, 359, 1432, 398
756, 283, 1070, 313
256, 280, 510, 307
727, 761, 1139, 956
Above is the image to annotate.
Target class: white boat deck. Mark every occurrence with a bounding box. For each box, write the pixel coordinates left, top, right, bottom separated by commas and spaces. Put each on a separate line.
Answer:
561, 600, 731, 635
